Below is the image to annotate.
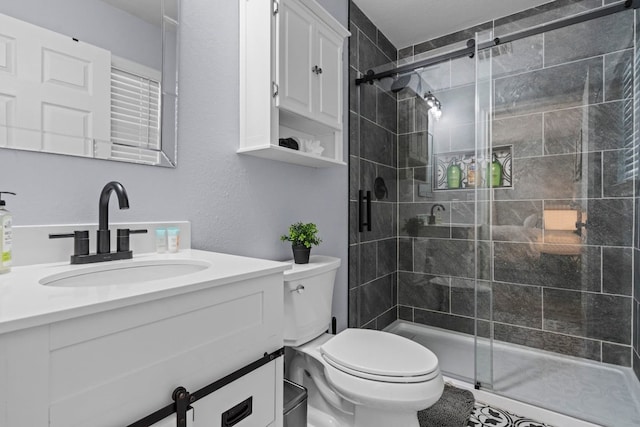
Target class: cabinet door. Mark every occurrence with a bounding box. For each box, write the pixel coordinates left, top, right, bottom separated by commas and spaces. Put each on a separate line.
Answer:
190, 362, 276, 427
278, 0, 314, 117
314, 22, 343, 129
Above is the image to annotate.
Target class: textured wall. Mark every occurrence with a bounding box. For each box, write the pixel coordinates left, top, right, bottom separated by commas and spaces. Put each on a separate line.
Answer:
0, 0, 351, 331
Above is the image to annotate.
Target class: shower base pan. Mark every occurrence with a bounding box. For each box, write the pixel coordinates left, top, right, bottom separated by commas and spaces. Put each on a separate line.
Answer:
385, 320, 640, 427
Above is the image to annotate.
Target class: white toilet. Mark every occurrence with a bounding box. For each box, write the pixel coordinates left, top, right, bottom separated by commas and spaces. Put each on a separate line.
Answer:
284, 255, 444, 427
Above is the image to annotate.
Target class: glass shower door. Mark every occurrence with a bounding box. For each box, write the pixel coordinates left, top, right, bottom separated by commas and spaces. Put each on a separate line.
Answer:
474, 5, 639, 425
473, 31, 494, 390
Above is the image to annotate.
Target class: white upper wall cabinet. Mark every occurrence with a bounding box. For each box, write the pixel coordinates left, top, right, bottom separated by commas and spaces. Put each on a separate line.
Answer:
278, 0, 343, 129
239, 0, 349, 167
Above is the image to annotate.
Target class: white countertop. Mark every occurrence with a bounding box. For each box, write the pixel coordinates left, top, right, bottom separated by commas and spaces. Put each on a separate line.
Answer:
0, 249, 289, 335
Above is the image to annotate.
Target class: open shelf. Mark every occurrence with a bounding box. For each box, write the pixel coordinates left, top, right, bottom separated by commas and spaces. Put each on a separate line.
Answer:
237, 144, 346, 167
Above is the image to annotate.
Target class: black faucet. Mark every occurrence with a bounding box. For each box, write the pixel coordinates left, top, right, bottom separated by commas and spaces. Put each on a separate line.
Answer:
428, 204, 445, 225
49, 181, 147, 264
97, 181, 130, 254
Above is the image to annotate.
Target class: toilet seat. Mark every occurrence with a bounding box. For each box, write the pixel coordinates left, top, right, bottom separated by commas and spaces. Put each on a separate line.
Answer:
320, 329, 439, 383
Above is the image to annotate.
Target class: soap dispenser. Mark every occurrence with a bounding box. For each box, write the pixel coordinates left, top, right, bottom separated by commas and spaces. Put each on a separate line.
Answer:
0, 191, 16, 274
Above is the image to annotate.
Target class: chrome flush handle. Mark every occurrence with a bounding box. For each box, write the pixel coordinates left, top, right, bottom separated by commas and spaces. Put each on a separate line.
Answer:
290, 284, 305, 294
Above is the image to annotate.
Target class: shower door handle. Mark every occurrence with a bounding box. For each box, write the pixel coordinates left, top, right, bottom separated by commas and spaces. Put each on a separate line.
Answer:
358, 190, 372, 232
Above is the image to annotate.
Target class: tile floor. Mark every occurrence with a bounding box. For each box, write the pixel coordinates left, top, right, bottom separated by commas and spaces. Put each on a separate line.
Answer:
468, 403, 553, 427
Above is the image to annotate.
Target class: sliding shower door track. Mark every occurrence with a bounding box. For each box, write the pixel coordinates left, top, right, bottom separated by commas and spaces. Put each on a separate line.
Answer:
356, 0, 640, 85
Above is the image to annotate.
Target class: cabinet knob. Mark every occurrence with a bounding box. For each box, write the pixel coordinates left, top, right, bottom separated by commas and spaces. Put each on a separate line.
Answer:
312, 65, 323, 75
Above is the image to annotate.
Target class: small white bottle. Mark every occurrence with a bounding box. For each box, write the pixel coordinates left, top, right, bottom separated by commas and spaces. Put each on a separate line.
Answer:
0, 192, 16, 274
167, 227, 180, 253
155, 228, 167, 253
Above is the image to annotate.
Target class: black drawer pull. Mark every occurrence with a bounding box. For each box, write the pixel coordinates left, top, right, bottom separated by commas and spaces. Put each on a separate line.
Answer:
222, 396, 253, 426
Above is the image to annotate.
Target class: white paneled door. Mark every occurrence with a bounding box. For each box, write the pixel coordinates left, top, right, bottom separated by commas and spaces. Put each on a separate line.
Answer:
0, 13, 110, 155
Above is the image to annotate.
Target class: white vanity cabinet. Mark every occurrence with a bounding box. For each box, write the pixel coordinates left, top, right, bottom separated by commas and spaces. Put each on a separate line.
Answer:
239, 0, 349, 167
0, 253, 286, 427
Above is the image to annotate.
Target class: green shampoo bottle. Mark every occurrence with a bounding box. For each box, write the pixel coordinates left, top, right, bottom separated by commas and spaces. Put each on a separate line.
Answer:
488, 153, 503, 187
447, 160, 461, 189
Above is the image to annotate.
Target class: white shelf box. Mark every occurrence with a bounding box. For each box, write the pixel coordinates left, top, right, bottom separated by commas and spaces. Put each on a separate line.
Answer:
238, 0, 349, 168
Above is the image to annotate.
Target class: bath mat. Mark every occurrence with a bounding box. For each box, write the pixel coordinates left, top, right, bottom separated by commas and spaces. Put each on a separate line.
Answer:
417, 383, 475, 427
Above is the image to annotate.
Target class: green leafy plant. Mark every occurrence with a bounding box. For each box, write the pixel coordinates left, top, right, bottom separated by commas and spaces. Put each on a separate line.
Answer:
402, 217, 424, 237
280, 222, 322, 248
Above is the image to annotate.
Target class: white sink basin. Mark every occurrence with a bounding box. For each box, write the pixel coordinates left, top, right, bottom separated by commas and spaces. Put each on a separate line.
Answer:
39, 259, 211, 287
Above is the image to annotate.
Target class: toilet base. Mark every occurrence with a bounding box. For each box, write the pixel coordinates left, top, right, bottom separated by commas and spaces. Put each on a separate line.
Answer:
306, 400, 420, 427
308, 405, 345, 427
354, 405, 419, 427
301, 368, 422, 427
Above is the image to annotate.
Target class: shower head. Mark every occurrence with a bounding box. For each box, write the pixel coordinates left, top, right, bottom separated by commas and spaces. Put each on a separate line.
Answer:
390, 74, 412, 93
424, 91, 443, 120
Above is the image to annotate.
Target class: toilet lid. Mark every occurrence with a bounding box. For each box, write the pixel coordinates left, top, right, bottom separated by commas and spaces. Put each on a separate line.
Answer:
320, 329, 439, 383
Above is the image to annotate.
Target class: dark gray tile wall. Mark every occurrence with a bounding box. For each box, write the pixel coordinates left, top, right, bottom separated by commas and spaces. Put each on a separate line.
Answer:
492, 0, 601, 37
392, 2, 637, 370
348, 1, 398, 330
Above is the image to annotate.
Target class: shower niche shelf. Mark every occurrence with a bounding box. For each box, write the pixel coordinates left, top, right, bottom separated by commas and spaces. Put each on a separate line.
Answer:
434, 145, 513, 190
238, 0, 349, 168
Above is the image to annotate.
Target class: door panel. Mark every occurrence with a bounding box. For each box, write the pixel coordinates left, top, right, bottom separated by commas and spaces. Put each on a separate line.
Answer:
315, 23, 342, 127
0, 13, 110, 154
474, 32, 494, 391
278, 1, 313, 116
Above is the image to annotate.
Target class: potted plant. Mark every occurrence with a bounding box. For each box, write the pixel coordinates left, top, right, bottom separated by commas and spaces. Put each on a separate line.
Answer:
402, 217, 424, 237
280, 222, 322, 264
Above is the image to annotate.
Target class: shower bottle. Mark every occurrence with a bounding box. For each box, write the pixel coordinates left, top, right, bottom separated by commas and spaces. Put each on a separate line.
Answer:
467, 159, 476, 187
487, 153, 503, 187
447, 160, 461, 189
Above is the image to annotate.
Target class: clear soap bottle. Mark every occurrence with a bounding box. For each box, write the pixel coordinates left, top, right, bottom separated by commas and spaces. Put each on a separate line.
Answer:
0, 192, 16, 274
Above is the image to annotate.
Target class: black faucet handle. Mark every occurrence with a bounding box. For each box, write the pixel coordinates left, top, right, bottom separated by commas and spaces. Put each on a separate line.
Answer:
49, 230, 90, 256
49, 232, 75, 239
116, 228, 148, 252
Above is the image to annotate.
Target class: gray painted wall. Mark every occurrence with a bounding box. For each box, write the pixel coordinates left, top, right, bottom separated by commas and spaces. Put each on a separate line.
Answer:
0, 0, 350, 331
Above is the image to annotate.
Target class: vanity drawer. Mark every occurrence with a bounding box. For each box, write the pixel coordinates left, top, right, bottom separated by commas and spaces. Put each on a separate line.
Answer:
191, 360, 277, 427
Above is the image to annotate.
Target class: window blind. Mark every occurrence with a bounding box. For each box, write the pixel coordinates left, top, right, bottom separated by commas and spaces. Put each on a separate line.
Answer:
110, 66, 161, 162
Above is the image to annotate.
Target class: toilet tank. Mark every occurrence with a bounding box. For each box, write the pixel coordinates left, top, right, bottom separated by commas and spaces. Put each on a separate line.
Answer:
283, 255, 341, 346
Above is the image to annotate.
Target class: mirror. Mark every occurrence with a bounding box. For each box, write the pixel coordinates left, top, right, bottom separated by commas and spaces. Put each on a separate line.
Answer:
0, 0, 179, 167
